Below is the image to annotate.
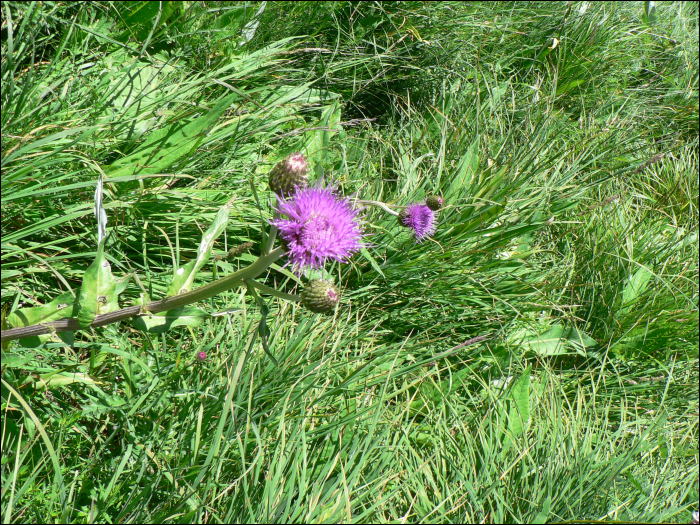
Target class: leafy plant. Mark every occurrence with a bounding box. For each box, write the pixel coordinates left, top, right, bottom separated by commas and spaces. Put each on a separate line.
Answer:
2, 1, 697, 523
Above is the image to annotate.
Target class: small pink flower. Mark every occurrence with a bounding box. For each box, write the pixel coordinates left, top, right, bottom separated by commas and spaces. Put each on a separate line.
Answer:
195, 351, 207, 362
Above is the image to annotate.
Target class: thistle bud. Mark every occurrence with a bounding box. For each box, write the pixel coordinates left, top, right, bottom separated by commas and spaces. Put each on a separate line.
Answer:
195, 351, 207, 362
268, 153, 308, 196
301, 279, 340, 314
425, 195, 444, 211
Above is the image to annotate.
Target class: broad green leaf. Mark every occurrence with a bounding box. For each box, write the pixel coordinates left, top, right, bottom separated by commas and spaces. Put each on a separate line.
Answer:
488, 81, 510, 112
19, 332, 73, 349
642, 1, 658, 25
556, 78, 586, 96
25, 371, 102, 390
507, 366, 531, 438
114, 272, 133, 296
516, 324, 597, 357
212, 6, 247, 34
77, 239, 119, 329
532, 496, 551, 524
618, 267, 653, 318
408, 368, 473, 417
240, 2, 267, 44
561, 326, 598, 352
500, 366, 531, 456
106, 92, 237, 180
1, 352, 36, 368
6, 287, 79, 347
113, 1, 180, 42
444, 139, 478, 200
518, 324, 568, 356
7, 290, 79, 329
304, 100, 342, 179
166, 201, 232, 296
132, 306, 208, 334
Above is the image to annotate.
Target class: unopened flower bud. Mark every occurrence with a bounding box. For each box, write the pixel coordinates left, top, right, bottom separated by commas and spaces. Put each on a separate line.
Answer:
301, 279, 340, 314
268, 153, 308, 196
425, 195, 444, 211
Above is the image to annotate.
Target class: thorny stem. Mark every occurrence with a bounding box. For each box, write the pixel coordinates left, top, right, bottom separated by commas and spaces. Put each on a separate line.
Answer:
1, 247, 286, 342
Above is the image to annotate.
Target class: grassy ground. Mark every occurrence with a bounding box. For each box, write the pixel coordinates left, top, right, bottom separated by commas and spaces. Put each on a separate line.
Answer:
1, 1, 698, 523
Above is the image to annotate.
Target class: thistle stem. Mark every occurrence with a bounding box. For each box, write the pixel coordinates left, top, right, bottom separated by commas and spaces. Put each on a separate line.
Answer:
264, 210, 280, 255
1, 247, 287, 342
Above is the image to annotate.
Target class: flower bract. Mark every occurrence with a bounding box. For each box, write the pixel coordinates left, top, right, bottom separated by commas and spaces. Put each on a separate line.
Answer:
271, 184, 363, 272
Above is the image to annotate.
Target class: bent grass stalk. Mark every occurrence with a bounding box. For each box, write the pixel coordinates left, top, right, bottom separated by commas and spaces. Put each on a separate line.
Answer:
355, 199, 400, 216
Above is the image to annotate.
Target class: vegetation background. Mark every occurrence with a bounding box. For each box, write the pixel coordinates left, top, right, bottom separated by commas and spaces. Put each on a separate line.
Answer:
1, 1, 698, 522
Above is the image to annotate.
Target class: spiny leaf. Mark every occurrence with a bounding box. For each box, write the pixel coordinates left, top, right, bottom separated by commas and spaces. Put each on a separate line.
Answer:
6, 290, 79, 329
166, 201, 232, 296
132, 306, 208, 334
77, 239, 119, 329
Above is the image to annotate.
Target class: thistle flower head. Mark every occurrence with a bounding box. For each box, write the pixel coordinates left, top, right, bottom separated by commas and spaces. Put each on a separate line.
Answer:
398, 203, 437, 242
268, 153, 309, 196
271, 183, 363, 273
195, 351, 207, 362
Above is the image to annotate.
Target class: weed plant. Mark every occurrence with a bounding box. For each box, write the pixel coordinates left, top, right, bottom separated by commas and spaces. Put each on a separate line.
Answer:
1, 1, 698, 523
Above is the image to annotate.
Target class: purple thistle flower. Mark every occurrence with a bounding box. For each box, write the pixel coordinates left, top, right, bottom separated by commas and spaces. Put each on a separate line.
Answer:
399, 203, 437, 242
271, 184, 364, 272
195, 351, 207, 362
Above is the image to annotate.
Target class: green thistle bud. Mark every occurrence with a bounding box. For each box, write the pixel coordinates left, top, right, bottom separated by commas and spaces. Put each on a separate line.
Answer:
301, 279, 340, 314
268, 153, 308, 196
398, 208, 410, 226
425, 195, 444, 211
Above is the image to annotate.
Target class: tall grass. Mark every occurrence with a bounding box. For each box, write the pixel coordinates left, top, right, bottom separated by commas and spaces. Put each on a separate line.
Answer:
2, 1, 698, 523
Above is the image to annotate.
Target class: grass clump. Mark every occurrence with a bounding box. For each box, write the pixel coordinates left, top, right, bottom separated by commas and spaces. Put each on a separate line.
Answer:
2, 1, 698, 523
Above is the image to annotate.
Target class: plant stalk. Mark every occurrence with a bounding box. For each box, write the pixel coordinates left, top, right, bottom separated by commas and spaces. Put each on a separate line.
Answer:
1, 247, 286, 342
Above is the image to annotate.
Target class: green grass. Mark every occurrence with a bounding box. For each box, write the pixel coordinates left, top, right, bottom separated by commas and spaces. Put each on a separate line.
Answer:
1, 1, 698, 523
